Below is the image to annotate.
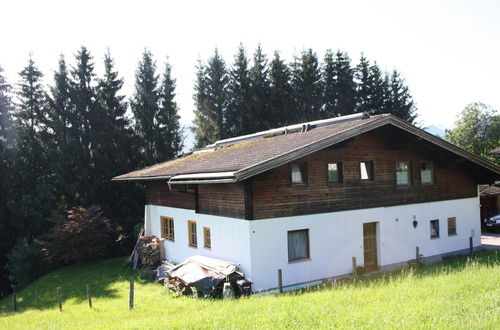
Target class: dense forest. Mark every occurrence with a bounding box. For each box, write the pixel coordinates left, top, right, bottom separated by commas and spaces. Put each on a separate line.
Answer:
0, 45, 417, 296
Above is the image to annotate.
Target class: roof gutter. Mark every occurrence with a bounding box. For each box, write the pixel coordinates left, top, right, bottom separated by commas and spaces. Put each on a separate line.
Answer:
168, 171, 237, 187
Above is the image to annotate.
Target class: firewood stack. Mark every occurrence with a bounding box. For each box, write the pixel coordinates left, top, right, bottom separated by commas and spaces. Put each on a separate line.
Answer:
134, 235, 161, 268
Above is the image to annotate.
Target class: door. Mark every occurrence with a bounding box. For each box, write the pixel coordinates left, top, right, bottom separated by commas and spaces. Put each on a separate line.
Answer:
363, 222, 378, 271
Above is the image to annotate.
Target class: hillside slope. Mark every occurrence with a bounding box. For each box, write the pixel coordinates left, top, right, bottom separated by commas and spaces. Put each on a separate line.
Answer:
1, 252, 499, 329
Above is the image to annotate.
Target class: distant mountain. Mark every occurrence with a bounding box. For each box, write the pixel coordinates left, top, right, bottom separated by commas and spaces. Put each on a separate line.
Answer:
424, 125, 446, 138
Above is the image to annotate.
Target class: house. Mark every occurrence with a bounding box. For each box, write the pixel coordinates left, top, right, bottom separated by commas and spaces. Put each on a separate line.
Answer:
113, 113, 500, 291
479, 185, 500, 223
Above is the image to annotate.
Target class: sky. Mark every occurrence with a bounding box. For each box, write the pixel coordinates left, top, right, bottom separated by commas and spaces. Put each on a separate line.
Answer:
2, 0, 500, 142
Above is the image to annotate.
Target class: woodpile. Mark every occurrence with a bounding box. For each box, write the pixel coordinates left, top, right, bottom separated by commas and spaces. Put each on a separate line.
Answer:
131, 235, 161, 269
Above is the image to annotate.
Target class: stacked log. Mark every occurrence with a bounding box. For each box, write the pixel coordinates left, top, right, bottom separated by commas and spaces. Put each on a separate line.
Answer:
133, 235, 161, 268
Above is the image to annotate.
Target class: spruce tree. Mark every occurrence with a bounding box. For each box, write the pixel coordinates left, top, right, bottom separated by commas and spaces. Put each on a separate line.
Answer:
249, 44, 270, 131
355, 54, 372, 114
385, 70, 417, 123
192, 49, 229, 147
157, 59, 183, 160
268, 51, 293, 127
367, 62, 389, 115
291, 49, 323, 122
130, 49, 160, 165
69, 46, 98, 204
226, 44, 251, 137
13, 56, 54, 239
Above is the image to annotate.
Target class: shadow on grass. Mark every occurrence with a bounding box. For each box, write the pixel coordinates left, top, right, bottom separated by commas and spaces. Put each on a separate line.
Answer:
285, 250, 500, 295
0, 257, 152, 314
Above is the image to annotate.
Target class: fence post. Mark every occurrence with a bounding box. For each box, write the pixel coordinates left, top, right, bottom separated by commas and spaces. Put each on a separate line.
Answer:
352, 257, 357, 278
129, 281, 134, 310
277, 269, 283, 293
86, 284, 92, 309
12, 293, 16, 312
469, 237, 473, 255
57, 287, 62, 312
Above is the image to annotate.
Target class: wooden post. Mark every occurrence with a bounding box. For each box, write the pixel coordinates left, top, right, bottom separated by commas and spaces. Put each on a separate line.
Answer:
277, 269, 283, 293
12, 293, 16, 312
86, 284, 92, 309
57, 287, 62, 312
129, 281, 134, 310
352, 257, 357, 278
35, 290, 39, 309
469, 237, 473, 255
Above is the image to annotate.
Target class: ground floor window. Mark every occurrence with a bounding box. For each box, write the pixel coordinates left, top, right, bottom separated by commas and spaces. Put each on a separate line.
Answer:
160, 216, 174, 241
203, 227, 211, 248
430, 219, 440, 239
188, 220, 197, 247
288, 229, 309, 261
448, 217, 457, 236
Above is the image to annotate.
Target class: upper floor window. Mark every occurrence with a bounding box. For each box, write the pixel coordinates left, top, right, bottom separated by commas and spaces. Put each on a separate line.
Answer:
396, 161, 410, 185
291, 163, 307, 184
420, 161, 434, 184
360, 160, 374, 181
160, 216, 174, 241
327, 162, 343, 184
188, 220, 197, 247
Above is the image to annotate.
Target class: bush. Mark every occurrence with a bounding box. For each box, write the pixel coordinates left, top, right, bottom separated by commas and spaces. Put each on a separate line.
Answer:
40, 205, 118, 267
6, 238, 46, 291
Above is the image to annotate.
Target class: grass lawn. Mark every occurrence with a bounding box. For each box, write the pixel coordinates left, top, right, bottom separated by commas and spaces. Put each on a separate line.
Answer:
0, 251, 499, 329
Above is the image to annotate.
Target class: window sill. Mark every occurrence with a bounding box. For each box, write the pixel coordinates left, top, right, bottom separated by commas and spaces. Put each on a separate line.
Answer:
188, 244, 198, 248
430, 236, 440, 240
290, 183, 308, 187
448, 234, 457, 237
288, 257, 311, 264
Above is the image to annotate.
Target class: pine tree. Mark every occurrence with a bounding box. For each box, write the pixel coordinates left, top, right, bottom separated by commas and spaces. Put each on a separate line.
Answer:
291, 49, 323, 122
192, 49, 229, 147
226, 44, 251, 137
249, 44, 270, 131
130, 49, 160, 165
385, 70, 417, 123
268, 51, 293, 127
157, 59, 183, 160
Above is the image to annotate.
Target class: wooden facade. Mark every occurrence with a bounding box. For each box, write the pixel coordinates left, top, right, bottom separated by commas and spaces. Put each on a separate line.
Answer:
146, 129, 478, 220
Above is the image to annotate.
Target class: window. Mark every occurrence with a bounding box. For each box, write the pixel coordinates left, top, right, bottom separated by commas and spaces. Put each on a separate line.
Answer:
291, 163, 307, 184
360, 161, 374, 181
420, 161, 434, 184
188, 221, 197, 247
327, 162, 343, 184
396, 161, 410, 185
430, 219, 439, 239
203, 227, 211, 248
287, 229, 309, 261
186, 184, 196, 193
448, 217, 457, 236
160, 216, 174, 241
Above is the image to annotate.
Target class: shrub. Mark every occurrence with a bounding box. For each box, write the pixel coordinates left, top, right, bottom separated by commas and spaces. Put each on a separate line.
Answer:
40, 205, 117, 267
6, 238, 46, 291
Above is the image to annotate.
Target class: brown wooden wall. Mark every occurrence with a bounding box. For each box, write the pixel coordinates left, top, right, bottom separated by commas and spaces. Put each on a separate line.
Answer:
251, 130, 478, 219
145, 180, 196, 210
197, 183, 246, 219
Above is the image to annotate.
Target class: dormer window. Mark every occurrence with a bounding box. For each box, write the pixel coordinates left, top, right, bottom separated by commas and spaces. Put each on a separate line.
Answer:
291, 163, 307, 184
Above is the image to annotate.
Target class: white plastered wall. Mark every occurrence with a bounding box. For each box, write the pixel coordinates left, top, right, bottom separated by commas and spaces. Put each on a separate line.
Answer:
144, 196, 480, 292
144, 205, 252, 279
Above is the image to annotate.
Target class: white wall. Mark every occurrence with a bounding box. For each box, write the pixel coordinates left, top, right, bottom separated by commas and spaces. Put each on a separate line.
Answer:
144, 205, 252, 279
248, 197, 480, 291
145, 196, 480, 292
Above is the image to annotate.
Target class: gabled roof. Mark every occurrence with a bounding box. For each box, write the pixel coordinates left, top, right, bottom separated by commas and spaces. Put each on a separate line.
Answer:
113, 113, 500, 184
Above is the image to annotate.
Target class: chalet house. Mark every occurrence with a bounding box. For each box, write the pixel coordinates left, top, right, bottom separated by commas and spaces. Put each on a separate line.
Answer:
114, 113, 500, 291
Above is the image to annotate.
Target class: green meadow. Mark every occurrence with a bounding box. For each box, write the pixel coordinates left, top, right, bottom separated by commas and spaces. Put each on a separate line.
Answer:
1, 251, 499, 329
